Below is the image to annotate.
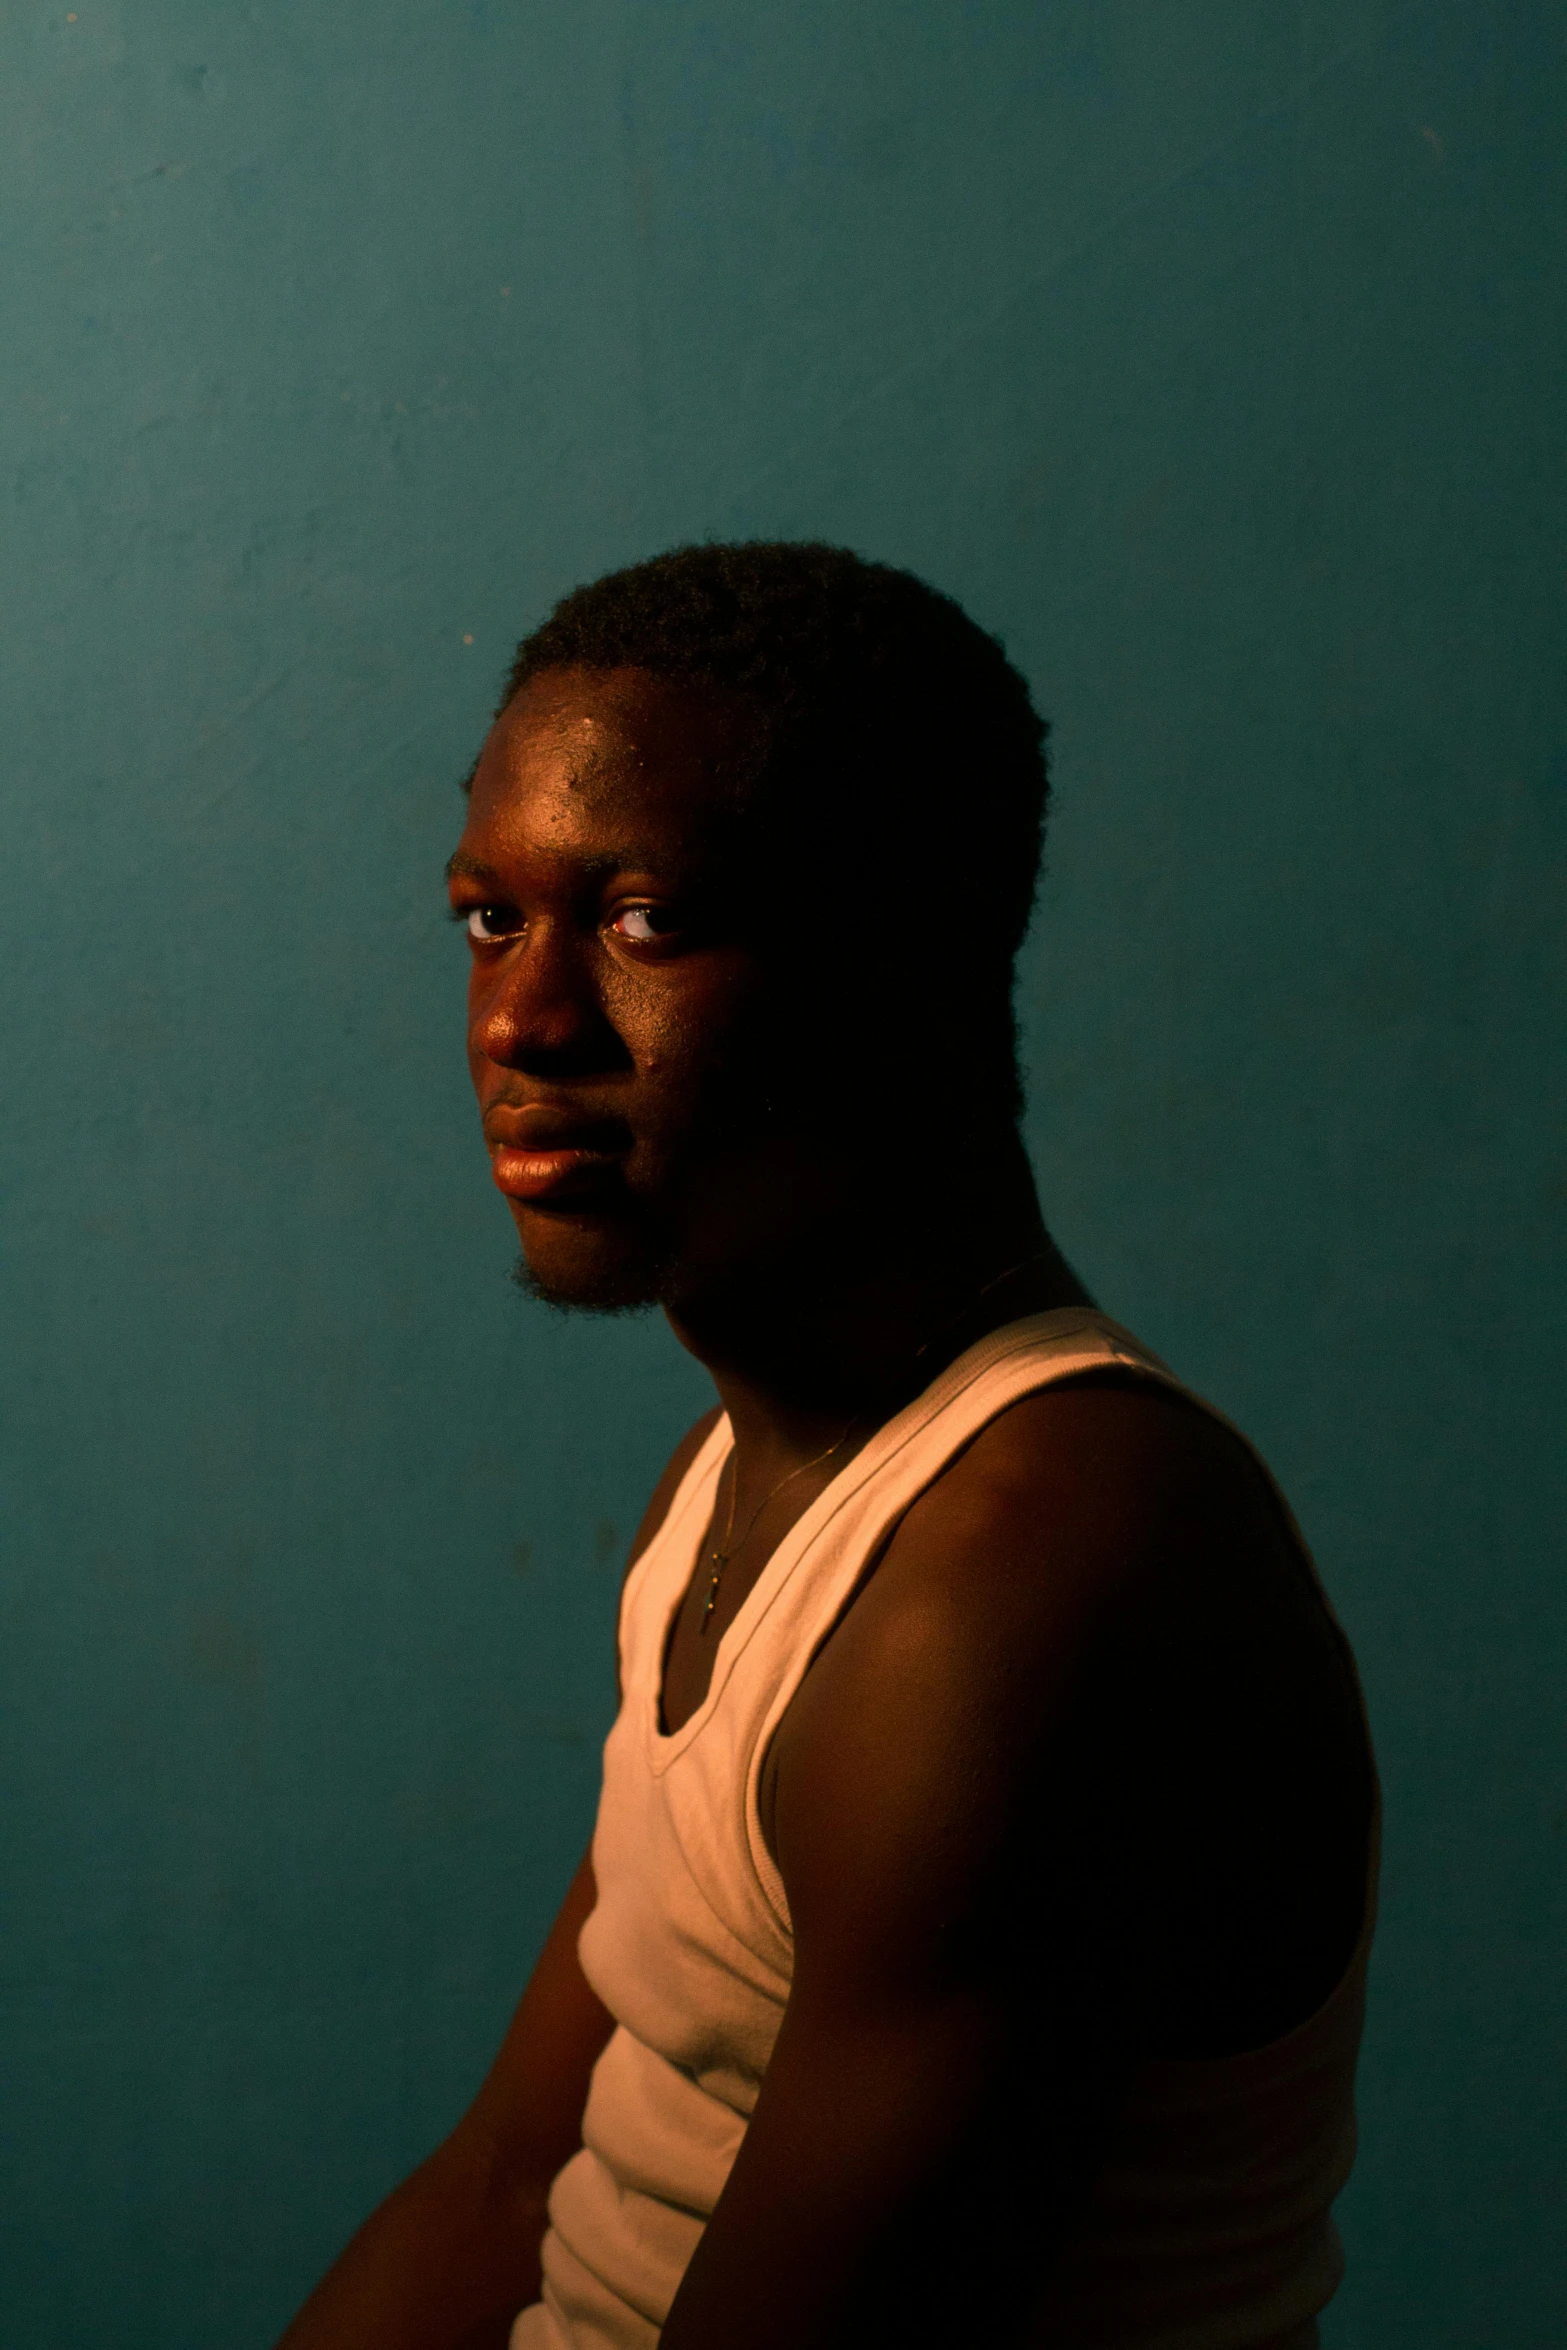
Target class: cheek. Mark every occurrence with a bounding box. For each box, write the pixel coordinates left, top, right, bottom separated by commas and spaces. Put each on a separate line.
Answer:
464, 968, 494, 1075
606, 958, 761, 1079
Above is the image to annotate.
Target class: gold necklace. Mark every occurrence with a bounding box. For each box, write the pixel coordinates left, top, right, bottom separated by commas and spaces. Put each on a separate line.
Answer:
695, 1247, 1055, 1637
698, 1417, 858, 1635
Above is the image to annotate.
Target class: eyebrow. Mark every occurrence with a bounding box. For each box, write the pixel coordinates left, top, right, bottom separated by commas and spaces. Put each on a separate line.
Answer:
445, 851, 502, 886
443, 846, 685, 888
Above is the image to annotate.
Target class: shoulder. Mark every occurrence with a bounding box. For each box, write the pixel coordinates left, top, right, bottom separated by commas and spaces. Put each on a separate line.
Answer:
771, 1372, 1372, 2050
793, 1372, 1301, 1731
905, 1367, 1286, 1579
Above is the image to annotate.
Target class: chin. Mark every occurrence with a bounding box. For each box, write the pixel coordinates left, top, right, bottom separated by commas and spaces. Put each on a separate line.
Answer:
509, 1206, 674, 1317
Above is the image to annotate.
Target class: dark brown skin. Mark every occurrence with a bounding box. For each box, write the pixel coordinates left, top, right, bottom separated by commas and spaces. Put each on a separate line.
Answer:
278, 668, 1373, 2350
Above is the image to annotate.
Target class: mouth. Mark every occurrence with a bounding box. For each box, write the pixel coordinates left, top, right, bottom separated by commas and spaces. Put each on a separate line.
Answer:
483, 1101, 633, 1207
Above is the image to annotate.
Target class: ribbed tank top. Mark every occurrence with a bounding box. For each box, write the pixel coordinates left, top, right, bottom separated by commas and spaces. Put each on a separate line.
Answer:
510, 1309, 1375, 2350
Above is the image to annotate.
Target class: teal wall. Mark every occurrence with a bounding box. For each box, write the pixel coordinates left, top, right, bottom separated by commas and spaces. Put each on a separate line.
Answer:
2, 5, 1562, 2343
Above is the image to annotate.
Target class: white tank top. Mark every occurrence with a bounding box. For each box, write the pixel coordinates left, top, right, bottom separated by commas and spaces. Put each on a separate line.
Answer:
511, 1309, 1374, 2350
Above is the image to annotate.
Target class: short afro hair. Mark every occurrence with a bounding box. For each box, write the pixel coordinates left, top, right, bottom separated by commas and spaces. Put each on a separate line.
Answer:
496, 541, 1049, 1119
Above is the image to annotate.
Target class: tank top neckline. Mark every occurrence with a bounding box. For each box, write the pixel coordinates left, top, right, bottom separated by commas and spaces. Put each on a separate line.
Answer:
639, 1302, 1380, 2082
645, 1305, 1150, 1771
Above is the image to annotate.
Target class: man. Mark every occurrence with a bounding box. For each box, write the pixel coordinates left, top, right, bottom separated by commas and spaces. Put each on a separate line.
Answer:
279, 542, 1376, 2350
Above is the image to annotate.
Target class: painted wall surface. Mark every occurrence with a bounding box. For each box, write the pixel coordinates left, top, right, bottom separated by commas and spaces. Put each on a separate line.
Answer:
2, 5, 1562, 2344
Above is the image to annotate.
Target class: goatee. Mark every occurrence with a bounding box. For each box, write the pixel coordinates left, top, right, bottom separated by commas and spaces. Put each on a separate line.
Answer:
509, 1250, 670, 1319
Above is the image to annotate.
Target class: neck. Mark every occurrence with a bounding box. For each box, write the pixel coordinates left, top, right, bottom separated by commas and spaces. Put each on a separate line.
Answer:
664, 1127, 1092, 1475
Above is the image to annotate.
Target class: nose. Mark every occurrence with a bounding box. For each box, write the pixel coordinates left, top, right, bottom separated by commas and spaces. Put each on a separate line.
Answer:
469, 920, 627, 1079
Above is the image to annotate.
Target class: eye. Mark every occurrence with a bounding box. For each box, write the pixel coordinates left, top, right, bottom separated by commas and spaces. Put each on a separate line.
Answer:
610, 903, 680, 945
465, 904, 521, 943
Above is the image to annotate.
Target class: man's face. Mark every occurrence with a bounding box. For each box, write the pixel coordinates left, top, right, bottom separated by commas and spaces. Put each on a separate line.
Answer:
449, 665, 808, 1312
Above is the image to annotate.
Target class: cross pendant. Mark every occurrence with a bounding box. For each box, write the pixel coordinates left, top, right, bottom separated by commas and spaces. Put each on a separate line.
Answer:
698, 1552, 728, 1635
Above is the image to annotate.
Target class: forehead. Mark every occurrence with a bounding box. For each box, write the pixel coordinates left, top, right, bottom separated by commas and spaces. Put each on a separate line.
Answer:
463, 667, 748, 862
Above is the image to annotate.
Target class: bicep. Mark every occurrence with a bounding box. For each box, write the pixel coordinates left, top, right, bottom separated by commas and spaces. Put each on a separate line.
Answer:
662, 1561, 1125, 2349
665, 1384, 1371, 2348
664, 1978, 1047, 2350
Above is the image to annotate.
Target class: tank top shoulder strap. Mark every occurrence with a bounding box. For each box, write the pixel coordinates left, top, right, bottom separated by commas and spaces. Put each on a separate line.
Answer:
617, 1415, 731, 1708
800, 1304, 1181, 1546
625, 1308, 1178, 1736
722, 1308, 1184, 1925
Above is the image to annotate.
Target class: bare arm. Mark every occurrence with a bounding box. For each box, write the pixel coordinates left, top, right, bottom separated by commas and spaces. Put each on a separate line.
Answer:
659, 1382, 1372, 2350
276, 1408, 722, 2350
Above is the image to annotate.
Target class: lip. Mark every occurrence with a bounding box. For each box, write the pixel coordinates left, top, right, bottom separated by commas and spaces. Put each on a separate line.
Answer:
490, 1144, 624, 1204
483, 1101, 631, 1205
